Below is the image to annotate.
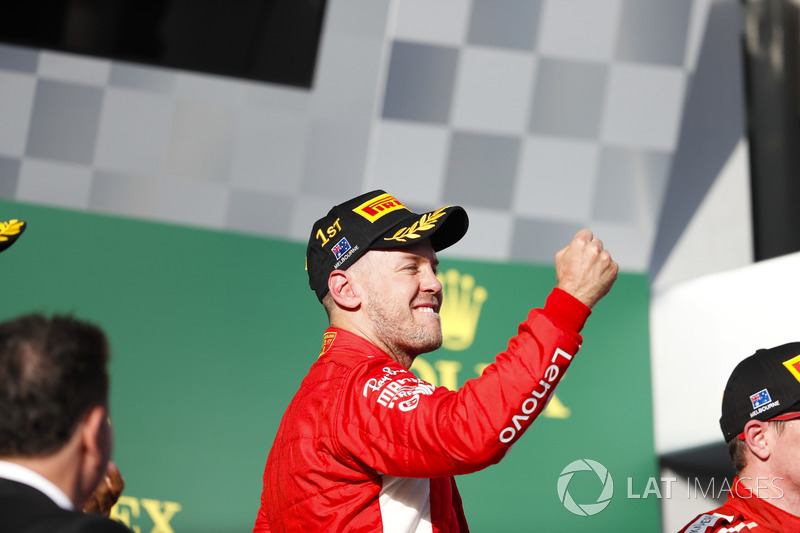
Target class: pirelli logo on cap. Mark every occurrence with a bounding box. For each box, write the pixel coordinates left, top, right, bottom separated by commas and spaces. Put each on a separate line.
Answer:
783, 354, 800, 383
353, 193, 407, 222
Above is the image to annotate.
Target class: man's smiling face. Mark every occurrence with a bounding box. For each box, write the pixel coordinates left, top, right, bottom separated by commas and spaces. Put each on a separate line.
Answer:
353, 239, 443, 367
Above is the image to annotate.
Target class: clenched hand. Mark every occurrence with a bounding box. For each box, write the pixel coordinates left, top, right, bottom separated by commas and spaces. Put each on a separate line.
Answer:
555, 229, 618, 309
82, 461, 125, 516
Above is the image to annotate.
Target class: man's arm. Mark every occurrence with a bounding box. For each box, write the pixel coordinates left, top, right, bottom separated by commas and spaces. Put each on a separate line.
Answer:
334, 230, 618, 477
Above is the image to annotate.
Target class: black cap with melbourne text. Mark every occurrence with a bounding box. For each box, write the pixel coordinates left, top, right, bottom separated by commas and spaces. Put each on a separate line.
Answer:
0, 219, 26, 254
720, 342, 800, 441
306, 190, 468, 301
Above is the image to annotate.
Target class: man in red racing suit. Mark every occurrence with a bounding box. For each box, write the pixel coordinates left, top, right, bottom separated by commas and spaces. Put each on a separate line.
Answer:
253, 190, 618, 532
679, 478, 800, 532
678, 342, 800, 533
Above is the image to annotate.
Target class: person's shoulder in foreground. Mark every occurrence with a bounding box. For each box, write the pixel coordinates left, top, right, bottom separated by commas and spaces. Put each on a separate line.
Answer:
0, 313, 130, 533
0, 477, 128, 532
678, 342, 800, 533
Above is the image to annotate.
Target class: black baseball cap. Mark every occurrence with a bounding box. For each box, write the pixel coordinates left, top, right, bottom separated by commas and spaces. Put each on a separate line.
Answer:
720, 342, 800, 441
0, 220, 25, 253
305, 190, 468, 301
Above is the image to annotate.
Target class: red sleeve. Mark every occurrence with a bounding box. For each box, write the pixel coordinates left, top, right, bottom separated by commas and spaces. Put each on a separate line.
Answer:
333, 288, 590, 478
252, 504, 271, 533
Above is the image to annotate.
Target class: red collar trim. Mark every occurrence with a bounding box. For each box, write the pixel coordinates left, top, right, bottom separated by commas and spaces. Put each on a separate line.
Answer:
725, 477, 800, 528
318, 327, 388, 360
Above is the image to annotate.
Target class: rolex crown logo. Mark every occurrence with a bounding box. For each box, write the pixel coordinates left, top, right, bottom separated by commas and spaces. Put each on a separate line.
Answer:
438, 269, 488, 351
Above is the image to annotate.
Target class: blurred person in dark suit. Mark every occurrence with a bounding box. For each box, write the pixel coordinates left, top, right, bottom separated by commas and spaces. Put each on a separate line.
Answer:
0, 313, 130, 532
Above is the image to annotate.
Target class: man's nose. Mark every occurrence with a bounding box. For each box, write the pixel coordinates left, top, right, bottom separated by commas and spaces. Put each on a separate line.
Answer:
421, 267, 442, 293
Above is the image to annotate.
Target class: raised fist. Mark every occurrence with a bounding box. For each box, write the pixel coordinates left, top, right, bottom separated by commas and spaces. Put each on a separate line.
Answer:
554, 229, 618, 309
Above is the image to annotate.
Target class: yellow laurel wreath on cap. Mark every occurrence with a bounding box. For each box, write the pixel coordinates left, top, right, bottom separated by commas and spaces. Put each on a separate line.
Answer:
383, 207, 448, 243
0, 219, 24, 242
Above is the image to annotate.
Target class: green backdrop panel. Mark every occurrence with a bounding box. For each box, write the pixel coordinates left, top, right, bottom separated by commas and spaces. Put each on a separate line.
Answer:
0, 200, 658, 532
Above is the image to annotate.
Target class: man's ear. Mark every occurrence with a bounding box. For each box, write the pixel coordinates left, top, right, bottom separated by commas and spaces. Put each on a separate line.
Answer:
328, 270, 361, 310
81, 405, 110, 462
76, 405, 112, 508
743, 420, 771, 462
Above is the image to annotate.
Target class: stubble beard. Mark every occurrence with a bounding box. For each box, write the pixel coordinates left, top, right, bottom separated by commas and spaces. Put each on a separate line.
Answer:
365, 294, 442, 364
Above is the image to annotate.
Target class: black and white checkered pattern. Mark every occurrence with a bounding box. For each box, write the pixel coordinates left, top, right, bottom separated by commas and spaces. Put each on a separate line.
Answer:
0, 0, 712, 272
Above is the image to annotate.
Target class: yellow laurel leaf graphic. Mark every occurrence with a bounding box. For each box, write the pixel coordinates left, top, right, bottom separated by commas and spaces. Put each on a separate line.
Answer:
383, 207, 448, 244
0, 219, 24, 240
